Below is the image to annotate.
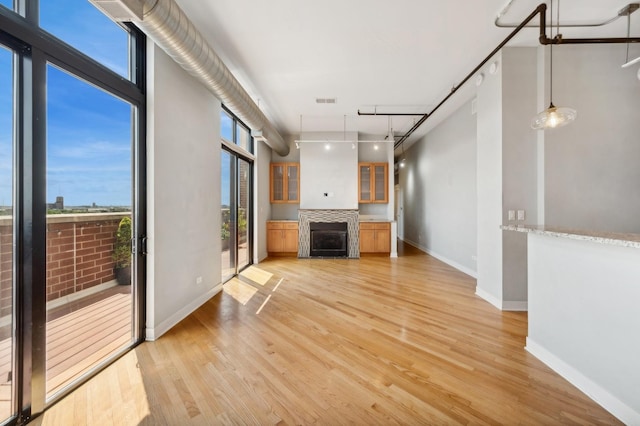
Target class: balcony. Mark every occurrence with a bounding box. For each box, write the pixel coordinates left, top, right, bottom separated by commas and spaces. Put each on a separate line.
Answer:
0, 212, 133, 415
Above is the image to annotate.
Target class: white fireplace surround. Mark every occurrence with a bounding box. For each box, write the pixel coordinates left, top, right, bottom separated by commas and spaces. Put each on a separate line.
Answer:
298, 210, 359, 258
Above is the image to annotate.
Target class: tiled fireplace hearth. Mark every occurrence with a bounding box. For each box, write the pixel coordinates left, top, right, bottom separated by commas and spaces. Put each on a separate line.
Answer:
298, 209, 359, 258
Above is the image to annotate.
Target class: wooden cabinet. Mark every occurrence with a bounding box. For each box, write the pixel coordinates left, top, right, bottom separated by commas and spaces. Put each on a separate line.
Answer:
359, 222, 391, 254
267, 221, 299, 254
270, 163, 299, 203
358, 163, 388, 203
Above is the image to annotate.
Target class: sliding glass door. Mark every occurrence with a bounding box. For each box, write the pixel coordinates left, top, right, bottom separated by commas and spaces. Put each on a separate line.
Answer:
220, 109, 253, 282
237, 158, 250, 271
0, 42, 16, 424
0, 1, 146, 421
221, 150, 235, 282
44, 64, 136, 399
221, 149, 253, 282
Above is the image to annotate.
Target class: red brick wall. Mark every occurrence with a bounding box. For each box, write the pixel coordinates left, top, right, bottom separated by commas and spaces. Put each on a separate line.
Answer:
0, 213, 130, 316
0, 224, 12, 318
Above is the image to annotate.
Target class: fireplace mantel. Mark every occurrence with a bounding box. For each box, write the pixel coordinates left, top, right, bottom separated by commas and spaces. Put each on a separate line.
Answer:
298, 210, 359, 258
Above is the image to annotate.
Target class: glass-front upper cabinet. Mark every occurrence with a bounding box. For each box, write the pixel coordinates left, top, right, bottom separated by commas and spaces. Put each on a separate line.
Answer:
359, 162, 388, 203
270, 163, 299, 203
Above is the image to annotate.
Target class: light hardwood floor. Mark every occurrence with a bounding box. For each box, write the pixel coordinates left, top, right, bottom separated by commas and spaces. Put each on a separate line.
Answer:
37, 242, 620, 425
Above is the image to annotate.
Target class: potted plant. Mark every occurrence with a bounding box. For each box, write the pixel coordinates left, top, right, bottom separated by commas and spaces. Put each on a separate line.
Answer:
113, 216, 132, 285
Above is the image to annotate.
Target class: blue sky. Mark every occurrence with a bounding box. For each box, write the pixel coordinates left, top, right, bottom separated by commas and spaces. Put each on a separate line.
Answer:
0, 47, 11, 207
0, 1, 132, 207
1, 3, 240, 208
221, 113, 233, 206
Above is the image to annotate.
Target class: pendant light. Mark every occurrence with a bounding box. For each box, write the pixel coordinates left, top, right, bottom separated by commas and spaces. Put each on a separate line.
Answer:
531, 0, 576, 130
622, 7, 640, 68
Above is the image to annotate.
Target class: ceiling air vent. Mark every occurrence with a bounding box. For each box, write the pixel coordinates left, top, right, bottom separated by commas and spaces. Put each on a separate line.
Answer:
89, 0, 143, 22
315, 98, 337, 104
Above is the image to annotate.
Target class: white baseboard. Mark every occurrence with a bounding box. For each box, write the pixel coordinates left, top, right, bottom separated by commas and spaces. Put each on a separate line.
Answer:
403, 239, 477, 278
475, 286, 502, 310
475, 288, 528, 311
145, 283, 223, 341
502, 301, 528, 311
526, 338, 639, 425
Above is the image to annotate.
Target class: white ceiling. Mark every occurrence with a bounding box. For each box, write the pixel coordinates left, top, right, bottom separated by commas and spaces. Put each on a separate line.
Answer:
174, 0, 640, 150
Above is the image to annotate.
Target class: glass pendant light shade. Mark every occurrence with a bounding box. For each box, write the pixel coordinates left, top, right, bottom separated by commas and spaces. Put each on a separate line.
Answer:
531, 0, 576, 131
531, 102, 577, 129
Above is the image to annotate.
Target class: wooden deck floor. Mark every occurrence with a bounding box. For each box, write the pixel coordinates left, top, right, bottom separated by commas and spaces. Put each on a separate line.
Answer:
41, 242, 621, 425
0, 286, 132, 419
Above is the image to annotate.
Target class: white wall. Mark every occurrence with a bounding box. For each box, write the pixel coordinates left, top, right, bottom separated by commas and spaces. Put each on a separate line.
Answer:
299, 132, 358, 210
476, 51, 504, 306
400, 99, 477, 276
544, 45, 640, 233
146, 43, 222, 340
255, 139, 272, 262
527, 233, 640, 424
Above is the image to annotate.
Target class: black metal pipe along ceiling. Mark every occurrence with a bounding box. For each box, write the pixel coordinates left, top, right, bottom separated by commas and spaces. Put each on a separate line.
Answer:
390, 2, 640, 150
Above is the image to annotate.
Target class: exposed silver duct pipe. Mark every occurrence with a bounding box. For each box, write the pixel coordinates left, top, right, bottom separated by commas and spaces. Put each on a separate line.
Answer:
106, 0, 290, 156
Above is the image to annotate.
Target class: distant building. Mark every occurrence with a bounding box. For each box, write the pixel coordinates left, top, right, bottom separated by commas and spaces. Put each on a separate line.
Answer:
47, 196, 64, 210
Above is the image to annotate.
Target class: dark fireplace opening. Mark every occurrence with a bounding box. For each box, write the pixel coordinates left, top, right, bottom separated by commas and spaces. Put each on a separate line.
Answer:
309, 222, 348, 258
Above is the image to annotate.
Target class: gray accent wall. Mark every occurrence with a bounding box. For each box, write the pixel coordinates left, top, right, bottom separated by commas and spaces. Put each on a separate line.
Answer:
401, 98, 477, 276
544, 44, 640, 233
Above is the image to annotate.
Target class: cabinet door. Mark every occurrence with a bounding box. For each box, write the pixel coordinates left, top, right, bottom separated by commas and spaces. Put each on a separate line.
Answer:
359, 229, 375, 253
283, 229, 299, 252
359, 164, 372, 202
373, 164, 388, 203
270, 164, 285, 202
374, 228, 391, 252
286, 164, 299, 202
267, 229, 284, 252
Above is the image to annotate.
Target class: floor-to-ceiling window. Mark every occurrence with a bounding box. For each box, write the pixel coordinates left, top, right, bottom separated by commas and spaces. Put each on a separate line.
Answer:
0, 41, 15, 423
221, 108, 253, 282
0, 2, 145, 423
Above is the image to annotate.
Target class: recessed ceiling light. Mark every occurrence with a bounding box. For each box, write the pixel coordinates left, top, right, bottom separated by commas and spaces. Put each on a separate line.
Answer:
315, 97, 337, 104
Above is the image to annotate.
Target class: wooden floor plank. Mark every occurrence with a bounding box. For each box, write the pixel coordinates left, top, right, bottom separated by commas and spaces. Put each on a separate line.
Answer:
41, 242, 621, 425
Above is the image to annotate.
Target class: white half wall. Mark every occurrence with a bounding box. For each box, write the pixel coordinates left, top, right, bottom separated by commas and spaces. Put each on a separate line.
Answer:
527, 233, 640, 424
400, 99, 477, 275
146, 42, 222, 340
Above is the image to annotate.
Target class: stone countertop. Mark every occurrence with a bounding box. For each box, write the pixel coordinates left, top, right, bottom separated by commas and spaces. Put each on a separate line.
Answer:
270, 218, 394, 223
501, 224, 640, 249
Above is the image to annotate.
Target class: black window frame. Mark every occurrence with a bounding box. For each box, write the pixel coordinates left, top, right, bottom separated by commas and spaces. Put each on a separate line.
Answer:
0, 3, 146, 423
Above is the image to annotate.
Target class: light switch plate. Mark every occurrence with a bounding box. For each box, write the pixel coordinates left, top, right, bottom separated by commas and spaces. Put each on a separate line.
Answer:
517, 210, 525, 221
508, 210, 516, 221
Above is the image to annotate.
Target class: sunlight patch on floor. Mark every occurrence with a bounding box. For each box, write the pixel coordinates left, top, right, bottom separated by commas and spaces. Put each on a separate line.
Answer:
223, 278, 258, 305
239, 266, 273, 286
